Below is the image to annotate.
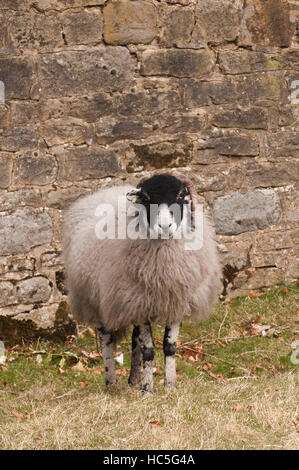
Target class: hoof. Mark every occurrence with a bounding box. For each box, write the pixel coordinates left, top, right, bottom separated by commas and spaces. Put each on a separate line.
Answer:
164, 381, 176, 390
105, 378, 118, 386
141, 383, 154, 394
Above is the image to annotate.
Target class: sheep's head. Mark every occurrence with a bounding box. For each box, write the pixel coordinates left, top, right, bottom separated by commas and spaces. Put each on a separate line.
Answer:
127, 173, 197, 239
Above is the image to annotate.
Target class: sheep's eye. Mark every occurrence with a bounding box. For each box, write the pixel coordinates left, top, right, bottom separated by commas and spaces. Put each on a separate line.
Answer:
139, 196, 150, 205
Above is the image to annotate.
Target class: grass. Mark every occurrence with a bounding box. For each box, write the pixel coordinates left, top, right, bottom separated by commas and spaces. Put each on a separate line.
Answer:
0, 284, 298, 450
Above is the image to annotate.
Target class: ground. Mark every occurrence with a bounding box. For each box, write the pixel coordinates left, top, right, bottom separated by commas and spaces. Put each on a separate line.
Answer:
0, 284, 298, 450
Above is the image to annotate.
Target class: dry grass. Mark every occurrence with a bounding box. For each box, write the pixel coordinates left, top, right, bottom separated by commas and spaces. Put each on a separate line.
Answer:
0, 284, 298, 450
0, 373, 298, 450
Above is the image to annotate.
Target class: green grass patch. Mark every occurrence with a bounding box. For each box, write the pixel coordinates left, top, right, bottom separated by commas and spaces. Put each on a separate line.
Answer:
0, 284, 298, 449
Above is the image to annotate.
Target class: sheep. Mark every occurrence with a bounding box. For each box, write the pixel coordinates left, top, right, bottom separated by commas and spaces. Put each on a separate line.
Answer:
63, 173, 222, 393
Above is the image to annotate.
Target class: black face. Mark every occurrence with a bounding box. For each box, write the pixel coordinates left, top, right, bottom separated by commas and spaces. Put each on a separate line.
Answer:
140, 174, 188, 206
129, 174, 190, 234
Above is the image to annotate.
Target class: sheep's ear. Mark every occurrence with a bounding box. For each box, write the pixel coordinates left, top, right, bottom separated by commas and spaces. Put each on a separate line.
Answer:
178, 186, 190, 199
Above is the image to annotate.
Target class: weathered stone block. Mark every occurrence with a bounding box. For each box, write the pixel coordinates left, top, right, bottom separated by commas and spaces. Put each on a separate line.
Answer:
0, 281, 14, 307
278, 106, 298, 127
0, 11, 10, 53
246, 268, 284, 290
250, 250, 287, 270
160, 8, 199, 48
218, 236, 253, 272
10, 99, 65, 126
0, 104, 9, 130
16, 276, 51, 304
140, 49, 215, 78
224, 165, 245, 191
246, 161, 298, 188
267, 132, 299, 158
46, 187, 92, 210
166, 0, 190, 4
278, 190, 299, 230
0, 0, 27, 9
0, 128, 39, 152
0, 153, 12, 188
255, 230, 295, 252
95, 116, 154, 144
219, 51, 283, 74
240, 72, 283, 105
159, 111, 207, 135
58, 145, 119, 181
127, 138, 193, 172
282, 49, 299, 70
0, 256, 35, 280
195, 170, 226, 192
15, 155, 57, 185
9, 102, 40, 127
38, 48, 134, 97
196, 0, 243, 44
0, 56, 35, 99
198, 133, 259, 157
183, 78, 243, 107
39, 118, 92, 147
8, 11, 64, 51
239, 0, 295, 47
62, 8, 103, 45
0, 303, 76, 345
103, 0, 157, 45
40, 251, 62, 268
213, 189, 281, 235
117, 90, 181, 116
212, 107, 268, 130
0, 189, 42, 212
0, 209, 53, 255
287, 260, 299, 280
66, 94, 114, 122
32, 0, 106, 11
182, 80, 211, 107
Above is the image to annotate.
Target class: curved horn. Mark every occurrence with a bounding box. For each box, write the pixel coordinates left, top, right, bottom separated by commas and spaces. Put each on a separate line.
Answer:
136, 176, 150, 200
173, 173, 198, 212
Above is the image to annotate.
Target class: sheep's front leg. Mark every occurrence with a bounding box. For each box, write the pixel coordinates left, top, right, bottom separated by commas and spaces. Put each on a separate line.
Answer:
98, 327, 117, 386
139, 322, 155, 393
128, 325, 142, 386
163, 323, 180, 388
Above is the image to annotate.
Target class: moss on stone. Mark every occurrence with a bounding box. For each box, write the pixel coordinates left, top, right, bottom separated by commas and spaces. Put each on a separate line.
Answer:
55, 301, 69, 323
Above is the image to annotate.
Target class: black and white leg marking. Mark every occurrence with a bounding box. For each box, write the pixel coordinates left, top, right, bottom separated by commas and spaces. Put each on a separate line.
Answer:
138, 322, 155, 393
128, 325, 142, 386
98, 327, 117, 386
163, 323, 180, 388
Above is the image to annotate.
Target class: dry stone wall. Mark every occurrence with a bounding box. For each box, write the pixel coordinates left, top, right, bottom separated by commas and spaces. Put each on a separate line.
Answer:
0, 0, 298, 342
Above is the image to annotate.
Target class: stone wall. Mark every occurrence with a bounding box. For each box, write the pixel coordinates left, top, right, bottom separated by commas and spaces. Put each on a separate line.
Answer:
0, 0, 298, 342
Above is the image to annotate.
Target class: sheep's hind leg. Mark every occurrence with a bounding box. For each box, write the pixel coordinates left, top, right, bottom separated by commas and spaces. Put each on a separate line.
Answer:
128, 325, 142, 386
163, 323, 180, 388
139, 322, 155, 393
98, 327, 117, 386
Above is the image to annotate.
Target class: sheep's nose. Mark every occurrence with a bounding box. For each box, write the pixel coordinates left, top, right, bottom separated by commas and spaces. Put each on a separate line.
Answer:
158, 222, 172, 229
157, 203, 173, 232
